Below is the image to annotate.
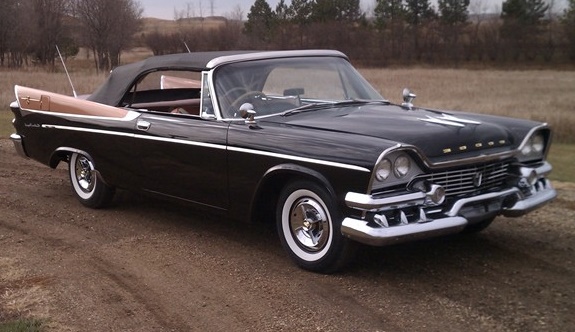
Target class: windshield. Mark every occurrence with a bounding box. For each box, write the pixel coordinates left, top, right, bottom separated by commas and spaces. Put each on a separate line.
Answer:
213, 56, 384, 118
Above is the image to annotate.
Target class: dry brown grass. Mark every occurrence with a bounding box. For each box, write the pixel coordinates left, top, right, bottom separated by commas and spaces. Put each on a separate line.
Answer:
0, 257, 51, 327
140, 17, 226, 36
361, 68, 575, 144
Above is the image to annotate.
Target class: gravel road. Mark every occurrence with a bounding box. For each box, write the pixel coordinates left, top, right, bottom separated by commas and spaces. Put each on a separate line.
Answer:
1, 139, 574, 331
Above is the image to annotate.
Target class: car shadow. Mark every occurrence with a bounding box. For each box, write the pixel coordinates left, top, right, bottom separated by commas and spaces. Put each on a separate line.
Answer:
109, 189, 523, 276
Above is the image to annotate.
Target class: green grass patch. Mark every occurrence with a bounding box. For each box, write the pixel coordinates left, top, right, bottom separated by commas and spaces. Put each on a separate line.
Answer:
0, 319, 44, 332
0, 110, 13, 139
547, 144, 575, 183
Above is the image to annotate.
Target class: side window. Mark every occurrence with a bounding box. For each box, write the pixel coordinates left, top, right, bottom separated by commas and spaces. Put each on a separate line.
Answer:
120, 70, 203, 115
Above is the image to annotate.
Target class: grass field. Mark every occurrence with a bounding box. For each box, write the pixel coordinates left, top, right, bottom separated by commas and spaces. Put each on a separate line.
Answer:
0, 66, 573, 182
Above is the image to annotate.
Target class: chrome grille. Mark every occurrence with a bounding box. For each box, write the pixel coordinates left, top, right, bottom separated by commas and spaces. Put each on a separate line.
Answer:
411, 161, 510, 197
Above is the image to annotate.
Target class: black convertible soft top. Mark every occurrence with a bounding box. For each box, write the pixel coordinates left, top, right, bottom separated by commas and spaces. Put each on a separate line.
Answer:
87, 51, 255, 106
87, 50, 347, 107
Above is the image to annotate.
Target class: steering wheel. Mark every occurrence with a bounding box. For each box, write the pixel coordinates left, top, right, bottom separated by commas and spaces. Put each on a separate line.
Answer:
221, 87, 248, 103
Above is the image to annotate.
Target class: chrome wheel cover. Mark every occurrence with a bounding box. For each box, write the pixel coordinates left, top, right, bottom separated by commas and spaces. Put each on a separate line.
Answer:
289, 197, 330, 252
74, 155, 95, 194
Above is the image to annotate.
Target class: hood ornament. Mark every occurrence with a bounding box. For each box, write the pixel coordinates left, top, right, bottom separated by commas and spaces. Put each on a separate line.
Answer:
402, 88, 416, 110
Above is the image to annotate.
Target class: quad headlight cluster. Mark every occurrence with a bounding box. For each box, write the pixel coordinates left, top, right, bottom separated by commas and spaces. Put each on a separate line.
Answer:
375, 153, 413, 182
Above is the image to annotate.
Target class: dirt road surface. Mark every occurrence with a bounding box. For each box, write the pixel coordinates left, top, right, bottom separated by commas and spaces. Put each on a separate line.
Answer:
1, 138, 574, 331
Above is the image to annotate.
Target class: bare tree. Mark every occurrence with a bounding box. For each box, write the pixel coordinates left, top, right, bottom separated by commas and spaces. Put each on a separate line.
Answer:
404, 0, 437, 60
0, 0, 20, 66
174, 2, 195, 20
501, 0, 549, 60
564, 0, 575, 60
75, 0, 142, 71
0, 0, 76, 68
467, 0, 489, 60
209, 0, 215, 17
374, 0, 407, 61
438, 0, 470, 62
31, 0, 71, 66
226, 4, 244, 21
197, 0, 204, 18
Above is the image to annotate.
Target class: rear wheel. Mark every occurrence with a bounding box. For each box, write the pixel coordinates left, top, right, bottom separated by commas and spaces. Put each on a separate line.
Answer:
69, 152, 114, 208
276, 180, 356, 273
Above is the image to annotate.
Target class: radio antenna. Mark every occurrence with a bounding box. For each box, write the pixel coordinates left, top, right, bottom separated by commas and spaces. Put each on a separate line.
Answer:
55, 45, 77, 98
184, 41, 191, 53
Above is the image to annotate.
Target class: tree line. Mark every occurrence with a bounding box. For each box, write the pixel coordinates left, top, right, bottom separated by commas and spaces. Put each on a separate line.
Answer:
0, 0, 141, 71
237, 0, 575, 65
1, 0, 574, 70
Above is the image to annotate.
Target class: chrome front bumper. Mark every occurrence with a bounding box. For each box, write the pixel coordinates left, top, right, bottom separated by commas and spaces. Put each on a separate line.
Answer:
341, 162, 556, 246
10, 133, 28, 159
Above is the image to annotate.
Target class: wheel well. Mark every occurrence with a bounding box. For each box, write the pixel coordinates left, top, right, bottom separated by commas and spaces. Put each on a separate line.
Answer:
49, 150, 70, 168
49, 148, 92, 168
251, 166, 335, 225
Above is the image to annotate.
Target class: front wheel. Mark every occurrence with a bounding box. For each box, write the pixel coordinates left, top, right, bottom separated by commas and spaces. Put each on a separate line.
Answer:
69, 152, 114, 208
277, 181, 356, 273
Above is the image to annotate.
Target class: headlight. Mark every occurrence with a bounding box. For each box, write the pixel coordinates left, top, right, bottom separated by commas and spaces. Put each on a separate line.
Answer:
371, 149, 424, 191
375, 159, 392, 181
521, 142, 533, 156
532, 133, 544, 153
394, 155, 411, 178
519, 130, 548, 161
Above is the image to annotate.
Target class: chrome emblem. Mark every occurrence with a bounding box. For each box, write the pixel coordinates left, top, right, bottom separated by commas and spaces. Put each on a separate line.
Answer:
419, 114, 482, 127
473, 172, 483, 187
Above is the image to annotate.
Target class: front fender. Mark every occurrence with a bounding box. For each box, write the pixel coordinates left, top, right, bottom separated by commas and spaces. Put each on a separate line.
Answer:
249, 163, 338, 224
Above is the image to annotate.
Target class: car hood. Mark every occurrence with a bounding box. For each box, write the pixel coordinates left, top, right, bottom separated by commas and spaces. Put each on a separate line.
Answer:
263, 103, 538, 160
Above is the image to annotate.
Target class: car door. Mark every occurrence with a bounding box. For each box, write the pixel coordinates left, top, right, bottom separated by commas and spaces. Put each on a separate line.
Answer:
133, 113, 229, 210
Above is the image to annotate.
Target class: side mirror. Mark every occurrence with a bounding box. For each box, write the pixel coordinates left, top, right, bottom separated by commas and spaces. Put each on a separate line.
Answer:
402, 88, 416, 110
239, 103, 257, 125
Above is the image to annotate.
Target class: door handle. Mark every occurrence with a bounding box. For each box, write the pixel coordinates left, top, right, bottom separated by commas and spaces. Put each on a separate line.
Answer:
136, 120, 151, 131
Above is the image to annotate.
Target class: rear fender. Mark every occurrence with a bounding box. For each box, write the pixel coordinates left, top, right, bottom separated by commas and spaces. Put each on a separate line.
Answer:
50, 147, 94, 169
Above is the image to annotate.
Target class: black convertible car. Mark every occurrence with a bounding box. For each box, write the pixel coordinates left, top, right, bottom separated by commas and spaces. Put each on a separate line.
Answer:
10, 50, 556, 272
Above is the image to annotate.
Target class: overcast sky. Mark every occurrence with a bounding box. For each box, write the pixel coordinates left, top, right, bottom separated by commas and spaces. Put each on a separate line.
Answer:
139, 0, 567, 20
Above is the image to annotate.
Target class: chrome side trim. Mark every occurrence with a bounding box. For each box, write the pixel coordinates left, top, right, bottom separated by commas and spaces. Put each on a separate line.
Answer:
132, 134, 227, 150
43, 124, 227, 150
341, 216, 467, 246
228, 146, 370, 173
10, 133, 28, 158
40, 124, 368, 172
42, 125, 135, 138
